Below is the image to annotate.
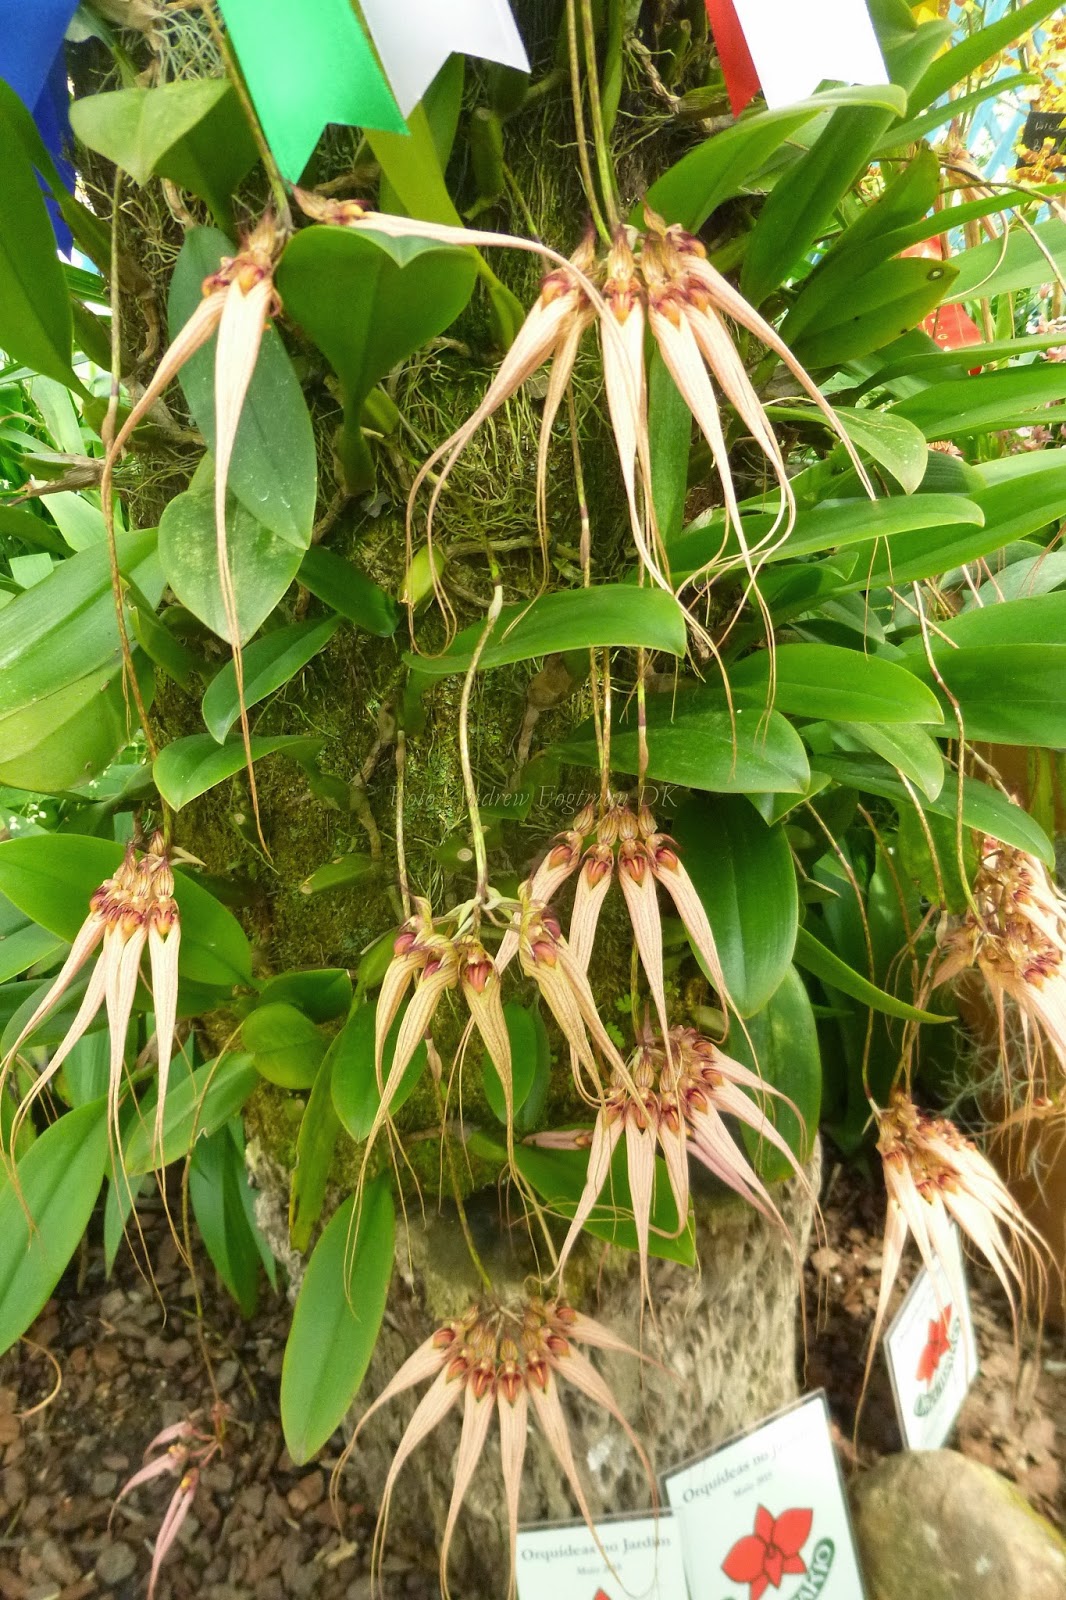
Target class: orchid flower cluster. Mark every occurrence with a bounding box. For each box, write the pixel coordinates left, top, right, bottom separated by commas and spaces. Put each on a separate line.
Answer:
336, 1298, 651, 1600
1, 832, 180, 1164
933, 835, 1066, 1097
111, 1408, 226, 1600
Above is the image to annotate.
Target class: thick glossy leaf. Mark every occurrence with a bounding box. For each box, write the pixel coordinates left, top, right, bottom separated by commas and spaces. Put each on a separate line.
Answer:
905, 645, 1066, 749
153, 733, 323, 810
858, 330, 1066, 391
511, 1140, 695, 1264
794, 928, 950, 1024
276, 227, 477, 489
70, 80, 258, 225
0, 79, 111, 268
944, 219, 1066, 303
730, 644, 943, 725
0, 1102, 108, 1355
281, 1178, 395, 1464
0, 894, 66, 985
259, 969, 352, 1023
189, 1123, 266, 1316
0, 110, 78, 389
0, 654, 155, 795
860, 466, 1066, 587
297, 547, 399, 637
741, 24, 949, 304
330, 1001, 428, 1143
892, 364, 1066, 439
727, 965, 821, 1181
202, 616, 341, 742
834, 721, 944, 801
642, 84, 908, 231
481, 1001, 538, 1124
0, 528, 161, 721
813, 753, 1054, 865
669, 493, 983, 577
917, 591, 1066, 648
169, 228, 317, 544
561, 693, 810, 795
125, 1053, 258, 1174
789, 257, 959, 368
289, 1052, 342, 1251
0, 834, 252, 988
243, 1004, 325, 1090
158, 486, 304, 645
409, 587, 688, 677
673, 794, 798, 1017
907, 0, 1063, 114
817, 408, 928, 495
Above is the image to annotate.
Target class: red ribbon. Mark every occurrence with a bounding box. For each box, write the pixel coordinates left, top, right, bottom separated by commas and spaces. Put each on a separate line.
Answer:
704, 0, 760, 115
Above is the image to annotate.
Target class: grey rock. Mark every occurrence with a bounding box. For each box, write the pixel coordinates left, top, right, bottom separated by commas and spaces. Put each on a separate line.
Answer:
851, 1450, 1066, 1600
94, 1540, 138, 1587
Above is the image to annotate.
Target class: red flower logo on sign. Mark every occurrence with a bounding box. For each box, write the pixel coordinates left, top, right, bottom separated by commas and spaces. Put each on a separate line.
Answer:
916, 1307, 953, 1385
722, 1505, 813, 1600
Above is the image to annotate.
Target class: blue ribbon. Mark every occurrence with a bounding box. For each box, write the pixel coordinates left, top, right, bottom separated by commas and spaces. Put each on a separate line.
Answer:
0, 0, 80, 250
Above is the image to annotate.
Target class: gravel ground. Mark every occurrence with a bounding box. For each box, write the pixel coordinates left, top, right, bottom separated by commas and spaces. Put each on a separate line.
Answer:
1, 1167, 1062, 1599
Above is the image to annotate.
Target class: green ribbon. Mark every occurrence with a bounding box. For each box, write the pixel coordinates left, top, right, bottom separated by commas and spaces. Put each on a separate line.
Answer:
217, 0, 406, 183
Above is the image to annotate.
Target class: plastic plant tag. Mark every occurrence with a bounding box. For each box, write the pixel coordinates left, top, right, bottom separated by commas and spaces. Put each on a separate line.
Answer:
730, 0, 889, 110
664, 1392, 866, 1600
516, 1511, 689, 1599
885, 1223, 979, 1451
360, 0, 530, 118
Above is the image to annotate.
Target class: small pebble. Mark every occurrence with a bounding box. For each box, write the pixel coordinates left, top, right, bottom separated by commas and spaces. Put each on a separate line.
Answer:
94, 1541, 137, 1587
90, 1471, 118, 1499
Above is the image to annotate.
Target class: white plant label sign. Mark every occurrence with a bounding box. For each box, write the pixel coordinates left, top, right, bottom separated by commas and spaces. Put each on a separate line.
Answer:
731, 0, 889, 109
516, 1511, 689, 1599
885, 1224, 979, 1451
664, 1392, 866, 1600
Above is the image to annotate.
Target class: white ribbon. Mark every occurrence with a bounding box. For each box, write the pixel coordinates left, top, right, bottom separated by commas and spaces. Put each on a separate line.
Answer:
360, 0, 530, 116
732, 0, 889, 110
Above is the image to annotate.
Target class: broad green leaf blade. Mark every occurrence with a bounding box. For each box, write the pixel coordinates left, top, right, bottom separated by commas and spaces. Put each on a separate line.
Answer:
730, 644, 943, 725
728, 965, 822, 1180
330, 1001, 428, 1143
0, 111, 79, 389
673, 794, 798, 1017
297, 547, 399, 636
408, 587, 688, 677
642, 84, 909, 232
189, 1123, 266, 1316
125, 1053, 258, 1175
259, 968, 352, 1022
789, 257, 959, 368
814, 407, 929, 495
0, 654, 155, 796
904, 645, 1066, 749
481, 1001, 538, 1124
158, 486, 304, 644
0, 833, 252, 988
281, 1178, 395, 1464
945, 219, 1066, 303
794, 927, 950, 1024
919, 591, 1066, 647
290, 1053, 342, 1252
153, 733, 323, 810
813, 753, 1054, 865
835, 721, 944, 801
276, 227, 478, 491
202, 615, 341, 742
511, 1141, 695, 1265
0, 1102, 109, 1355
169, 228, 317, 544
70, 81, 257, 224
242, 1003, 326, 1090
891, 364, 1066, 439
561, 695, 810, 795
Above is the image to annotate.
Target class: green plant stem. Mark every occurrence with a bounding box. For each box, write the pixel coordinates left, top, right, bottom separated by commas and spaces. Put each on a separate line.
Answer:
579, 0, 621, 232
432, 1076, 492, 1295
460, 586, 504, 905
565, 0, 610, 244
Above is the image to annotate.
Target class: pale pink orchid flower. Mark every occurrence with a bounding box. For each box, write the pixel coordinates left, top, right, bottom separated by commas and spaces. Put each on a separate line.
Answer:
333, 1298, 652, 1600
2, 832, 180, 1166
110, 1408, 225, 1599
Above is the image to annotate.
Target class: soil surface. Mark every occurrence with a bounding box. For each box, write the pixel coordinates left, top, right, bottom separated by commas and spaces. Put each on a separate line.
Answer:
1, 1164, 1062, 1599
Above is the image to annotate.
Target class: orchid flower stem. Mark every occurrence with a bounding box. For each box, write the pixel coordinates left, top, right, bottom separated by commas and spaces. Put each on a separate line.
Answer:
395, 729, 411, 919
432, 1078, 492, 1295
102, 171, 159, 772
599, 648, 612, 813
565, 0, 610, 245
461, 586, 504, 907
636, 645, 649, 803
202, 1, 291, 230
579, 0, 621, 232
